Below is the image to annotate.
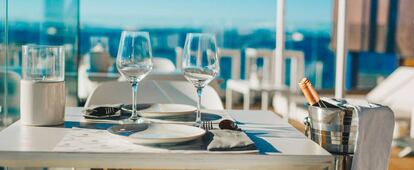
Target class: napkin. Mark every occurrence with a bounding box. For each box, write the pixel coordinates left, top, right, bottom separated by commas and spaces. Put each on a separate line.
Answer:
204, 129, 256, 151
344, 99, 395, 170
83, 104, 123, 119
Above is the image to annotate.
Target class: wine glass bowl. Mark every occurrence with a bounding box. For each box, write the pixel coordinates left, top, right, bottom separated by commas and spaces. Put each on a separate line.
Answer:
183, 67, 217, 88
116, 31, 153, 122
182, 33, 219, 126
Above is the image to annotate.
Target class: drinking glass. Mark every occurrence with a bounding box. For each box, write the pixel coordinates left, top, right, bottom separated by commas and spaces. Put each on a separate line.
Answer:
21, 45, 66, 126
182, 33, 219, 126
116, 31, 153, 122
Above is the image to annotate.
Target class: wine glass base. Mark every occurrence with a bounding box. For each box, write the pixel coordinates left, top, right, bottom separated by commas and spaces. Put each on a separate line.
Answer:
193, 121, 202, 127
119, 117, 147, 124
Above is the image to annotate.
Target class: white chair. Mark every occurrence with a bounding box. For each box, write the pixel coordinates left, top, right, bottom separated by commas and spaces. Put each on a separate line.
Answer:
215, 49, 242, 98
175, 47, 242, 98
272, 50, 305, 119
84, 80, 223, 110
362, 67, 414, 157
79, 57, 177, 100
176, 47, 241, 78
152, 57, 176, 72
366, 66, 414, 140
175, 47, 184, 69
226, 48, 278, 110
366, 67, 414, 119
78, 62, 98, 100
117, 57, 184, 82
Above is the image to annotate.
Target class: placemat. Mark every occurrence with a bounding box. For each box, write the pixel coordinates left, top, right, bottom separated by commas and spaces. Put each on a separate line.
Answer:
53, 127, 258, 154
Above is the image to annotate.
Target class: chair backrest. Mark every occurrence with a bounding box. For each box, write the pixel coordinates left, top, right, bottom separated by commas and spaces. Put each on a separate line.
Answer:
175, 47, 241, 97
84, 80, 224, 110
0, 71, 21, 113
284, 50, 305, 91
152, 57, 176, 72
245, 48, 275, 85
218, 49, 241, 80
175, 47, 184, 69
367, 66, 414, 119
175, 47, 241, 79
314, 61, 324, 89
244, 48, 305, 90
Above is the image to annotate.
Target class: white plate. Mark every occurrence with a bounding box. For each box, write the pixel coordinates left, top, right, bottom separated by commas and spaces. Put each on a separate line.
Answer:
108, 123, 206, 145
140, 104, 196, 118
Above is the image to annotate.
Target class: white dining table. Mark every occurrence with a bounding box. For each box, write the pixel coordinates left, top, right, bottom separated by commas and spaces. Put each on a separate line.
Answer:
0, 107, 333, 170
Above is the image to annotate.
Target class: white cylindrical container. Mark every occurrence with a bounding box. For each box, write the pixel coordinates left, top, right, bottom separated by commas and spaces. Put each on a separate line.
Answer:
20, 45, 65, 126
20, 80, 65, 126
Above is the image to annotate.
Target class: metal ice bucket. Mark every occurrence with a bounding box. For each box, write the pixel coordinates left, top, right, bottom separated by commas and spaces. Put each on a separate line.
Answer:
306, 105, 358, 154
305, 105, 358, 170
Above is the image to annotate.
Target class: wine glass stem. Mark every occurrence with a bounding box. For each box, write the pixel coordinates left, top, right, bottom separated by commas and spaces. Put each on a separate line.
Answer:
130, 80, 139, 121
196, 87, 203, 126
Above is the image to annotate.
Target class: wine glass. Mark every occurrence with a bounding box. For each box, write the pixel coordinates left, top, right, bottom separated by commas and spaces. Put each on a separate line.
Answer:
182, 33, 219, 127
116, 31, 153, 122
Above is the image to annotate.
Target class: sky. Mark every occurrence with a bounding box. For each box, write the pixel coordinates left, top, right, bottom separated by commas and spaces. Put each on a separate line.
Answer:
7, 0, 333, 31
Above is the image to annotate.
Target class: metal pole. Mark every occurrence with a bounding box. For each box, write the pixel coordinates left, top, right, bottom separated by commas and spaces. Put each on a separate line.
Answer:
335, 0, 348, 98
275, 0, 285, 86
275, 0, 288, 120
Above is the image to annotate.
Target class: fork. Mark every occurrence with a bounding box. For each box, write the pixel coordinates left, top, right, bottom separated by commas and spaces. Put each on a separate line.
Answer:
201, 121, 213, 131
104, 107, 115, 115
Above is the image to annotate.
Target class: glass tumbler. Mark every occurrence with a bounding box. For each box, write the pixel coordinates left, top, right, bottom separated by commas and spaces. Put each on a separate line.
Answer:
20, 45, 66, 126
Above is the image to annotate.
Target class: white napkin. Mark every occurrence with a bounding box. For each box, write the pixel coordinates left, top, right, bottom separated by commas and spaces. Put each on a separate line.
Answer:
345, 99, 395, 170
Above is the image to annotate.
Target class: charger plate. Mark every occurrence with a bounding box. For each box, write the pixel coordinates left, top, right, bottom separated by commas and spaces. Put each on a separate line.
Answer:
122, 104, 197, 117
107, 123, 206, 145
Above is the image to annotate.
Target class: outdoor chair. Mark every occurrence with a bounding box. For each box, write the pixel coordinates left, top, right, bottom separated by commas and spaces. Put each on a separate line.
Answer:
175, 47, 242, 98
84, 80, 223, 110
226, 48, 304, 112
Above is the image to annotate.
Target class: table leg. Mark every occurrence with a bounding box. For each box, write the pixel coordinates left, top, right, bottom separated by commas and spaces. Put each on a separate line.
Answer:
243, 91, 250, 110
261, 91, 269, 110
226, 88, 232, 109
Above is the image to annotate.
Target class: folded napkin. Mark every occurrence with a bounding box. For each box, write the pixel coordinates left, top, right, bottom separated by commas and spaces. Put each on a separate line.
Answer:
83, 104, 154, 120
204, 129, 256, 151
83, 104, 123, 119
344, 99, 395, 170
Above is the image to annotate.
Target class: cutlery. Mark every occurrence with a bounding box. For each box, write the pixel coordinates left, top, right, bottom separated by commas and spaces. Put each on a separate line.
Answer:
201, 121, 213, 131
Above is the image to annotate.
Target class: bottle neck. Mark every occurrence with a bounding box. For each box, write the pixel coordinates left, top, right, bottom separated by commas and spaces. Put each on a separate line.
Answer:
299, 78, 320, 106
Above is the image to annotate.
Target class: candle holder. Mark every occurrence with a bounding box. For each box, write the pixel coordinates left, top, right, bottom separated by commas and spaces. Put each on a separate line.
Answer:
20, 45, 65, 126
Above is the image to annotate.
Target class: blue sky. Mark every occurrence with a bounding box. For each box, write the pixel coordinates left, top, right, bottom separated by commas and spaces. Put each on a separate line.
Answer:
9, 0, 333, 31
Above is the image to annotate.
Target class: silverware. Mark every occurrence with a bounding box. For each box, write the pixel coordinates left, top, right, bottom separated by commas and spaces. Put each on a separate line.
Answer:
104, 107, 115, 114
201, 121, 213, 131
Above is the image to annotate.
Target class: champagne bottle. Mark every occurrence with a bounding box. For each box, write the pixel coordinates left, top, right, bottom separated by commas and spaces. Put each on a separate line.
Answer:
298, 78, 326, 107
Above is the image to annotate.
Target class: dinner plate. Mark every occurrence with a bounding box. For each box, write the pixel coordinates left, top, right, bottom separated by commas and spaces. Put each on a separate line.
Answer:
122, 104, 197, 118
107, 123, 206, 145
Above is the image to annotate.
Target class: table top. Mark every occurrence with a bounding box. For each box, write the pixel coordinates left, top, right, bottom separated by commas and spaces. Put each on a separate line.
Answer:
0, 107, 333, 169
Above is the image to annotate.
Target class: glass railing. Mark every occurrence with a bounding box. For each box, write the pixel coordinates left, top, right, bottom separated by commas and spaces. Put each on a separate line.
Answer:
0, 0, 406, 127
2, 0, 79, 126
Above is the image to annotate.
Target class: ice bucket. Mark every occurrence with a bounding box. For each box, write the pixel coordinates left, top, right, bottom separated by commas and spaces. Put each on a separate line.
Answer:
307, 105, 358, 154
306, 105, 358, 170
20, 45, 65, 126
